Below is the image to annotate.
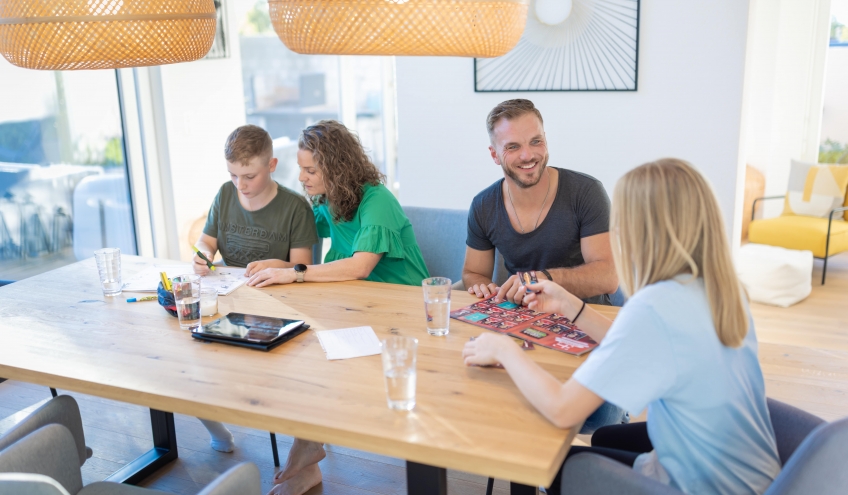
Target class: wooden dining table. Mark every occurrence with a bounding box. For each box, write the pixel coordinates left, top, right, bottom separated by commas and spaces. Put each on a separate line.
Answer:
0, 255, 619, 494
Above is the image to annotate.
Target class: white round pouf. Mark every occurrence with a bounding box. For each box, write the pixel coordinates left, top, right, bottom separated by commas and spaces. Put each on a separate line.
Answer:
737, 244, 813, 307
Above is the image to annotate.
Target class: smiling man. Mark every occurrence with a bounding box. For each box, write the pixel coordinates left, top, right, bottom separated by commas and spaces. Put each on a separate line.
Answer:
462, 100, 628, 435
463, 99, 619, 306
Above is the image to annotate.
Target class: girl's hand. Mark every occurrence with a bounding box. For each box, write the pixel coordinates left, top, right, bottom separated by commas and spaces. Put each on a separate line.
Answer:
247, 268, 296, 287
462, 332, 514, 367
523, 280, 581, 318
245, 259, 286, 277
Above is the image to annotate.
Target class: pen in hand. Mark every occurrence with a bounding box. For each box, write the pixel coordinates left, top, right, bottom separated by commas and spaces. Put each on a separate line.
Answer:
192, 246, 216, 271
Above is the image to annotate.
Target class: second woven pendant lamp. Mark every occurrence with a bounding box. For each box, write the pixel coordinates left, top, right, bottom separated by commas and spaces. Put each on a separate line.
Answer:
268, 0, 530, 57
0, 0, 217, 70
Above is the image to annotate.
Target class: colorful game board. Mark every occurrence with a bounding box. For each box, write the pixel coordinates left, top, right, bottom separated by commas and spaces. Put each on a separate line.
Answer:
450, 296, 598, 356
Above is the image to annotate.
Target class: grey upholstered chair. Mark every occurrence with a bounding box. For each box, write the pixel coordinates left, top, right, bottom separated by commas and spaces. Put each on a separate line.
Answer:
0, 397, 261, 495
560, 398, 841, 495
403, 206, 468, 282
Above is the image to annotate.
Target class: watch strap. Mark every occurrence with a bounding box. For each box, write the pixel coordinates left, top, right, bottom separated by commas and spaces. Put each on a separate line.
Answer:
540, 269, 552, 281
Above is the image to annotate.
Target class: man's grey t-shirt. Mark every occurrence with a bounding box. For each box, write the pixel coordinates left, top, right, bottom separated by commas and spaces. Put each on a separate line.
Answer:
203, 182, 318, 267
466, 167, 612, 305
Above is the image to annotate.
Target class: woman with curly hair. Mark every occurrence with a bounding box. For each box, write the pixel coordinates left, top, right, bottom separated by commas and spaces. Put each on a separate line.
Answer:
247, 122, 429, 494
247, 120, 429, 288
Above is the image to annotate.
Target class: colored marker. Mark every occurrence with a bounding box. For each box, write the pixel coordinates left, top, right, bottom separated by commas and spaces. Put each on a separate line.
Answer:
127, 296, 157, 303
160, 272, 172, 291
192, 246, 216, 271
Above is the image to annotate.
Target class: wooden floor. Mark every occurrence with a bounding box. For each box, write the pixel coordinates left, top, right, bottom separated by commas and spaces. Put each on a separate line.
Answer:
0, 252, 846, 494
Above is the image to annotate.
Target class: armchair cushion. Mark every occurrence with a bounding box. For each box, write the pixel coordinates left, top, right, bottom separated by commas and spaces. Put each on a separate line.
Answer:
782, 160, 848, 218
748, 216, 848, 258
560, 453, 681, 495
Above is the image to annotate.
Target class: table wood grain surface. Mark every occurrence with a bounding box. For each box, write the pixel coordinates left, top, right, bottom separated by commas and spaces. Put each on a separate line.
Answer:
0, 256, 619, 486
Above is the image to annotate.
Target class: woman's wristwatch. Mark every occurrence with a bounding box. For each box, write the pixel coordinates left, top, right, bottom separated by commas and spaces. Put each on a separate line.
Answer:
294, 264, 307, 283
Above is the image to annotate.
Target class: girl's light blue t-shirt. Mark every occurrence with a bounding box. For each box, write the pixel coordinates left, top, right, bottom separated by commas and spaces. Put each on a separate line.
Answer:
573, 278, 781, 495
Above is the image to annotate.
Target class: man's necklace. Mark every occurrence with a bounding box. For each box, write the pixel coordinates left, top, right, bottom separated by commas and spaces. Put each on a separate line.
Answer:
506, 168, 551, 234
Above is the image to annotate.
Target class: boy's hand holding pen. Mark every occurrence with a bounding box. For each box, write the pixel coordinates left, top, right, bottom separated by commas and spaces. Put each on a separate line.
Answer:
192, 246, 215, 275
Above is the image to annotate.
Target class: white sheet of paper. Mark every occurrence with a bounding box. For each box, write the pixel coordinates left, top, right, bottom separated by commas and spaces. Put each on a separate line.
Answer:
314, 326, 382, 360
122, 264, 247, 296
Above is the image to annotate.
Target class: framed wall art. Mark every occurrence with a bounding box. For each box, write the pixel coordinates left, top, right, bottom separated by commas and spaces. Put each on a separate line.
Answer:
474, 0, 640, 92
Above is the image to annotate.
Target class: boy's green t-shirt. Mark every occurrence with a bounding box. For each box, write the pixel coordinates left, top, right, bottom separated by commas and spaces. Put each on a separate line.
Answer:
203, 182, 318, 267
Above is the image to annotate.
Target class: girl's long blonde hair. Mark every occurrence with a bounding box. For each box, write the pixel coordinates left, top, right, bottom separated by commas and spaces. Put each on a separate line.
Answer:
611, 158, 748, 347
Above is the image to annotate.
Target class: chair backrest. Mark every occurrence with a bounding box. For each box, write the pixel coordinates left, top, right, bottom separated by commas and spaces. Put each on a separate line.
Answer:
0, 473, 72, 495
0, 424, 83, 495
767, 398, 826, 465
198, 462, 262, 495
765, 417, 848, 495
402, 206, 468, 282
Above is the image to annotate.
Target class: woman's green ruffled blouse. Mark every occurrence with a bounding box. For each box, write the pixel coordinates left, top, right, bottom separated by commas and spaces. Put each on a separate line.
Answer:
313, 183, 430, 286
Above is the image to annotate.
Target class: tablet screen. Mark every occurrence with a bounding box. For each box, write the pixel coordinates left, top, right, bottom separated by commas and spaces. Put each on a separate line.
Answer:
195, 313, 305, 343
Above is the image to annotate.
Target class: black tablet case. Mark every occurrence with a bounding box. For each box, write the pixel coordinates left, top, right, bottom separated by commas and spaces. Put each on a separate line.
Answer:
191, 324, 310, 352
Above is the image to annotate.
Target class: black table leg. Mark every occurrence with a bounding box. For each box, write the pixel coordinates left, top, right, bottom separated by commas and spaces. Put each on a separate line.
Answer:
406, 461, 447, 495
510, 482, 538, 495
105, 409, 178, 484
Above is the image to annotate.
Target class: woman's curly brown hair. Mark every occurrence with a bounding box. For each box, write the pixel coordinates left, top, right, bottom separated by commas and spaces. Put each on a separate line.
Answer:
298, 120, 385, 223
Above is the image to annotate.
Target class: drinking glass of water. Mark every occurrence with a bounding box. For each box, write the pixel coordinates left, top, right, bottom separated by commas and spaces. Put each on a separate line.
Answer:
172, 274, 201, 329
380, 336, 418, 411
422, 277, 451, 336
94, 248, 122, 297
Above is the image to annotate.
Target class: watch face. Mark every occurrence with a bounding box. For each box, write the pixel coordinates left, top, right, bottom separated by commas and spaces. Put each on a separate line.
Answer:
294, 264, 307, 273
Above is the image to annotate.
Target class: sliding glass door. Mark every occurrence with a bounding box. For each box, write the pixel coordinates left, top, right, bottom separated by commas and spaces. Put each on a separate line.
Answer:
0, 61, 136, 282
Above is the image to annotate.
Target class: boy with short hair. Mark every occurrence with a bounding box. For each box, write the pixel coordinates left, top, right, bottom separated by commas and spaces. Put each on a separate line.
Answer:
194, 124, 318, 276
192, 124, 318, 452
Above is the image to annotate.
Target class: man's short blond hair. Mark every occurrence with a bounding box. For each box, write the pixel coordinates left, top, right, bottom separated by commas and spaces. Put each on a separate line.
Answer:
224, 125, 273, 165
486, 99, 544, 138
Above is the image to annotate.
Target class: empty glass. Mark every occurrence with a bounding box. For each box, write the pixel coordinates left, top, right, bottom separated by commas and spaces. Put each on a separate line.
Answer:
94, 248, 122, 297
172, 274, 201, 329
380, 336, 418, 411
422, 277, 451, 336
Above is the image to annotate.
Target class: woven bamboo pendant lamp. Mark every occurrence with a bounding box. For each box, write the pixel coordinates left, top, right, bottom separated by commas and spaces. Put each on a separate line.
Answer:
0, 0, 217, 70
268, 0, 529, 57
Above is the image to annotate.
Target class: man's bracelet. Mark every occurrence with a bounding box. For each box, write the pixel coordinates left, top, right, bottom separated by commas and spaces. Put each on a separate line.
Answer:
540, 269, 553, 281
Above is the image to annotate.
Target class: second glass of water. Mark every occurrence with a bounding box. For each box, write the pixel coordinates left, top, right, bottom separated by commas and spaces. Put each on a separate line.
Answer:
94, 248, 122, 297
172, 274, 201, 329
381, 336, 418, 411
422, 277, 451, 336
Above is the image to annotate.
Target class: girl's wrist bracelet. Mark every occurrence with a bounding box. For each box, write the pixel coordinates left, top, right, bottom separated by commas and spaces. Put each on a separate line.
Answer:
573, 300, 587, 323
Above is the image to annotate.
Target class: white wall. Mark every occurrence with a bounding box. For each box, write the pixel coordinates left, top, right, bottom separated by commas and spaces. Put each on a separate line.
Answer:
396, 0, 752, 239
742, 0, 832, 218
157, 7, 247, 261
821, 47, 848, 145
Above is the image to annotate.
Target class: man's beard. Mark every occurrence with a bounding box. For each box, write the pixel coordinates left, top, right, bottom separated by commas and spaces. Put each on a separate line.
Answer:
502, 153, 549, 189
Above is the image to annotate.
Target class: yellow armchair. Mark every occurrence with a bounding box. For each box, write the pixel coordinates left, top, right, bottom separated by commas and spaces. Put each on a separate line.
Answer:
748, 195, 848, 284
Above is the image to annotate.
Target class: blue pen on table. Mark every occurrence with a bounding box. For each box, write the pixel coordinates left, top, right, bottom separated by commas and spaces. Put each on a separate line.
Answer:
126, 296, 157, 303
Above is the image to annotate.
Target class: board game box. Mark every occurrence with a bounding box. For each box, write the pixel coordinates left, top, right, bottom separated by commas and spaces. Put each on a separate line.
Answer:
450, 296, 598, 356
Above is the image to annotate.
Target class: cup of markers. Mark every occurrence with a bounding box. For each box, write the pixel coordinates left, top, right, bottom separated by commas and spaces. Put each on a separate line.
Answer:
156, 272, 178, 317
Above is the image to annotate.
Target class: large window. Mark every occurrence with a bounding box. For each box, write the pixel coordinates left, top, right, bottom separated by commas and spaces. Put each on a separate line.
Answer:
235, 0, 396, 193
0, 62, 136, 281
